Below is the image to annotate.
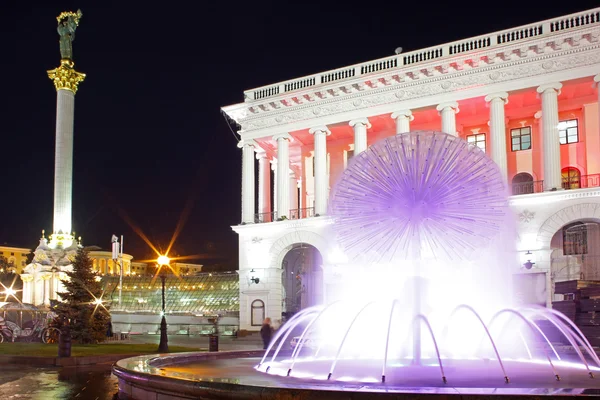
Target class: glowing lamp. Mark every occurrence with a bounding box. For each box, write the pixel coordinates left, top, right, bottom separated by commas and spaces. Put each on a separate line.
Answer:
157, 255, 170, 266
93, 298, 103, 305
3, 288, 16, 297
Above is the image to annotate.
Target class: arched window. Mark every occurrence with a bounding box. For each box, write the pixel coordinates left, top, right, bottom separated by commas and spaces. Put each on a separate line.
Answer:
251, 299, 265, 326
562, 167, 581, 189
563, 222, 587, 255
511, 173, 534, 195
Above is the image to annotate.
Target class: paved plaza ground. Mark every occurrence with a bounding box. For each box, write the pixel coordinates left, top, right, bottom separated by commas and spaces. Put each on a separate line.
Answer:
0, 333, 263, 399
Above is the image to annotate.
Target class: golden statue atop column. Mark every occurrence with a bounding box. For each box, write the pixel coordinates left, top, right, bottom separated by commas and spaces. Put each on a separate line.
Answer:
47, 9, 86, 94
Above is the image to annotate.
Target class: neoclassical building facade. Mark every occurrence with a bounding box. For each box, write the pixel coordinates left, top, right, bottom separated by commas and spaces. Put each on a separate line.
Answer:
223, 8, 600, 330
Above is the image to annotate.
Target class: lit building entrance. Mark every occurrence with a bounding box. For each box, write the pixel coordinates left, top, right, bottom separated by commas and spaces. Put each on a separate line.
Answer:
281, 244, 323, 319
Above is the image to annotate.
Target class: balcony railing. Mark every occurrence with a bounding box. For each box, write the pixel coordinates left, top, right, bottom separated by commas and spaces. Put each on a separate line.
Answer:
562, 174, 600, 189
243, 8, 600, 101
290, 207, 315, 220
511, 180, 544, 195
511, 174, 600, 195
254, 212, 277, 224
253, 208, 316, 224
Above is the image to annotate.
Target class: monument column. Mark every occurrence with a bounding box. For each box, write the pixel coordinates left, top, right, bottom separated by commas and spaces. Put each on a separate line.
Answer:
537, 83, 563, 191
485, 92, 509, 182
391, 110, 414, 134
238, 139, 256, 224
46, 10, 85, 245
436, 102, 459, 136
309, 126, 331, 216
349, 118, 371, 155
274, 134, 292, 219
256, 152, 271, 222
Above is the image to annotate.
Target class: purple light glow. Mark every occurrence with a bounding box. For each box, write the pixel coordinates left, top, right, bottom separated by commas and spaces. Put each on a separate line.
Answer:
258, 132, 600, 386
329, 131, 508, 263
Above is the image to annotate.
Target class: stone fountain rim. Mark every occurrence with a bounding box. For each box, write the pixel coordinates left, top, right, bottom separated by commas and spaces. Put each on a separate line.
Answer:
113, 351, 600, 400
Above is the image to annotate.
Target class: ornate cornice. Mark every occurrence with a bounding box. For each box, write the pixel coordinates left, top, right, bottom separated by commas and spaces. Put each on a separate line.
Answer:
227, 27, 600, 135
47, 59, 86, 94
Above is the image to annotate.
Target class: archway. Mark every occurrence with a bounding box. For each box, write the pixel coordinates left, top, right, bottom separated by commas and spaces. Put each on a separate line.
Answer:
281, 244, 323, 319
512, 172, 534, 195
550, 220, 600, 284
562, 167, 581, 189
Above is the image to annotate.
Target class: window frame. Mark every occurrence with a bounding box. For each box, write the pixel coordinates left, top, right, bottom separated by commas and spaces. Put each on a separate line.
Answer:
466, 133, 487, 152
251, 299, 265, 326
510, 126, 532, 152
558, 119, 579, 145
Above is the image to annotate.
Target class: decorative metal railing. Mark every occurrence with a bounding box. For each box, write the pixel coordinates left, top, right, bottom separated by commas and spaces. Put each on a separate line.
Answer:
289, 207, 315, 220
244, 8, 600, 101
254, 212, 277, 223
511, 180, 544, 195
562, 174, 600, 189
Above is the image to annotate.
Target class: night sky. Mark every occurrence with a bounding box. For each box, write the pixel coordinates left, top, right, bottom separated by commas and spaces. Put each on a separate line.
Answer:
2, 1, 598, 266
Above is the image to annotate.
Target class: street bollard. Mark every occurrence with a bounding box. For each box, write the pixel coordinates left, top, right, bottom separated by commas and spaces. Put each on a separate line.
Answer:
208, 334, 219, 352
58, 323, 71, 358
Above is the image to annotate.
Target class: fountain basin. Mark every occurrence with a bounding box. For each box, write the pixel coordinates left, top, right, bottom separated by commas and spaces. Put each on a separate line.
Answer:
113, 350, 600, 400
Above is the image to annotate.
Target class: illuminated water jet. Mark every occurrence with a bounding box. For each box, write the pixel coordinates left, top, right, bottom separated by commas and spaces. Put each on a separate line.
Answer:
257, 131, 600, 385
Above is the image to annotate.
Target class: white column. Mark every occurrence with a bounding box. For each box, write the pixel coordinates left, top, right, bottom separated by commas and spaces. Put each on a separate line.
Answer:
238, 139, 256, 224
485, 92, 509, 182
271, 159, 278, 215
21, 276, 32, 304
391, 110, 414, 134
349, 118, 371, 155
274, 134, 292, 219
436, 102, 460, 136
537, 83, 563, 191
43, 276, 50, 306
309, 126, 331, 216
289, 171, 298, 216
53, 90, 75, 235
256, 152, 271, 221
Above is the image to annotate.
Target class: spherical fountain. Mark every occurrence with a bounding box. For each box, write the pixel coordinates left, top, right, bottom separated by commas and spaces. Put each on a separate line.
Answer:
114, 131, 600, 399
257, 131, 600, 386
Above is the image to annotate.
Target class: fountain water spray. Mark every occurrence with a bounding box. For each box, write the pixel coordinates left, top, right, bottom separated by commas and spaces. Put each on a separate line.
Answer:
257, 131, 600, 385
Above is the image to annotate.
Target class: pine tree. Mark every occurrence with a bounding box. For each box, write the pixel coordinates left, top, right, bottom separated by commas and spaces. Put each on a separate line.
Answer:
55, 248, 111, 344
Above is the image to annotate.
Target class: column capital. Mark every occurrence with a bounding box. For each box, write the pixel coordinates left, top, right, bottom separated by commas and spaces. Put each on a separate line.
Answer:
436, 101, 459, 114
255, 151, 268, 160
237, 139, 257, 149
272, 132, 292, 141
47, 59, 86, 94
484, 92, 509, 104
390, 110, 414, 121
534, 110, 543, 120
536, 82, 562, 94
309, 126, 331, 136
594, 74, 600, 86
349, 118, 372, 129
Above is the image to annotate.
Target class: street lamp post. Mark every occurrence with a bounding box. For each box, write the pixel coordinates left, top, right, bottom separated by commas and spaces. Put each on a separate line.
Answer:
157, 255, 170, 353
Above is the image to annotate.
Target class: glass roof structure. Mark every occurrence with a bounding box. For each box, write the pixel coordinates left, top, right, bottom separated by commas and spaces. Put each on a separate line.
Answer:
102, 272, 239, 315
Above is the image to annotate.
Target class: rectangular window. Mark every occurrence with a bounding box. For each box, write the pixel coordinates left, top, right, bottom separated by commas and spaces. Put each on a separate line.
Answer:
511, 127, 532, 151
466, 133, 486, 152
558, 119, 579, 144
